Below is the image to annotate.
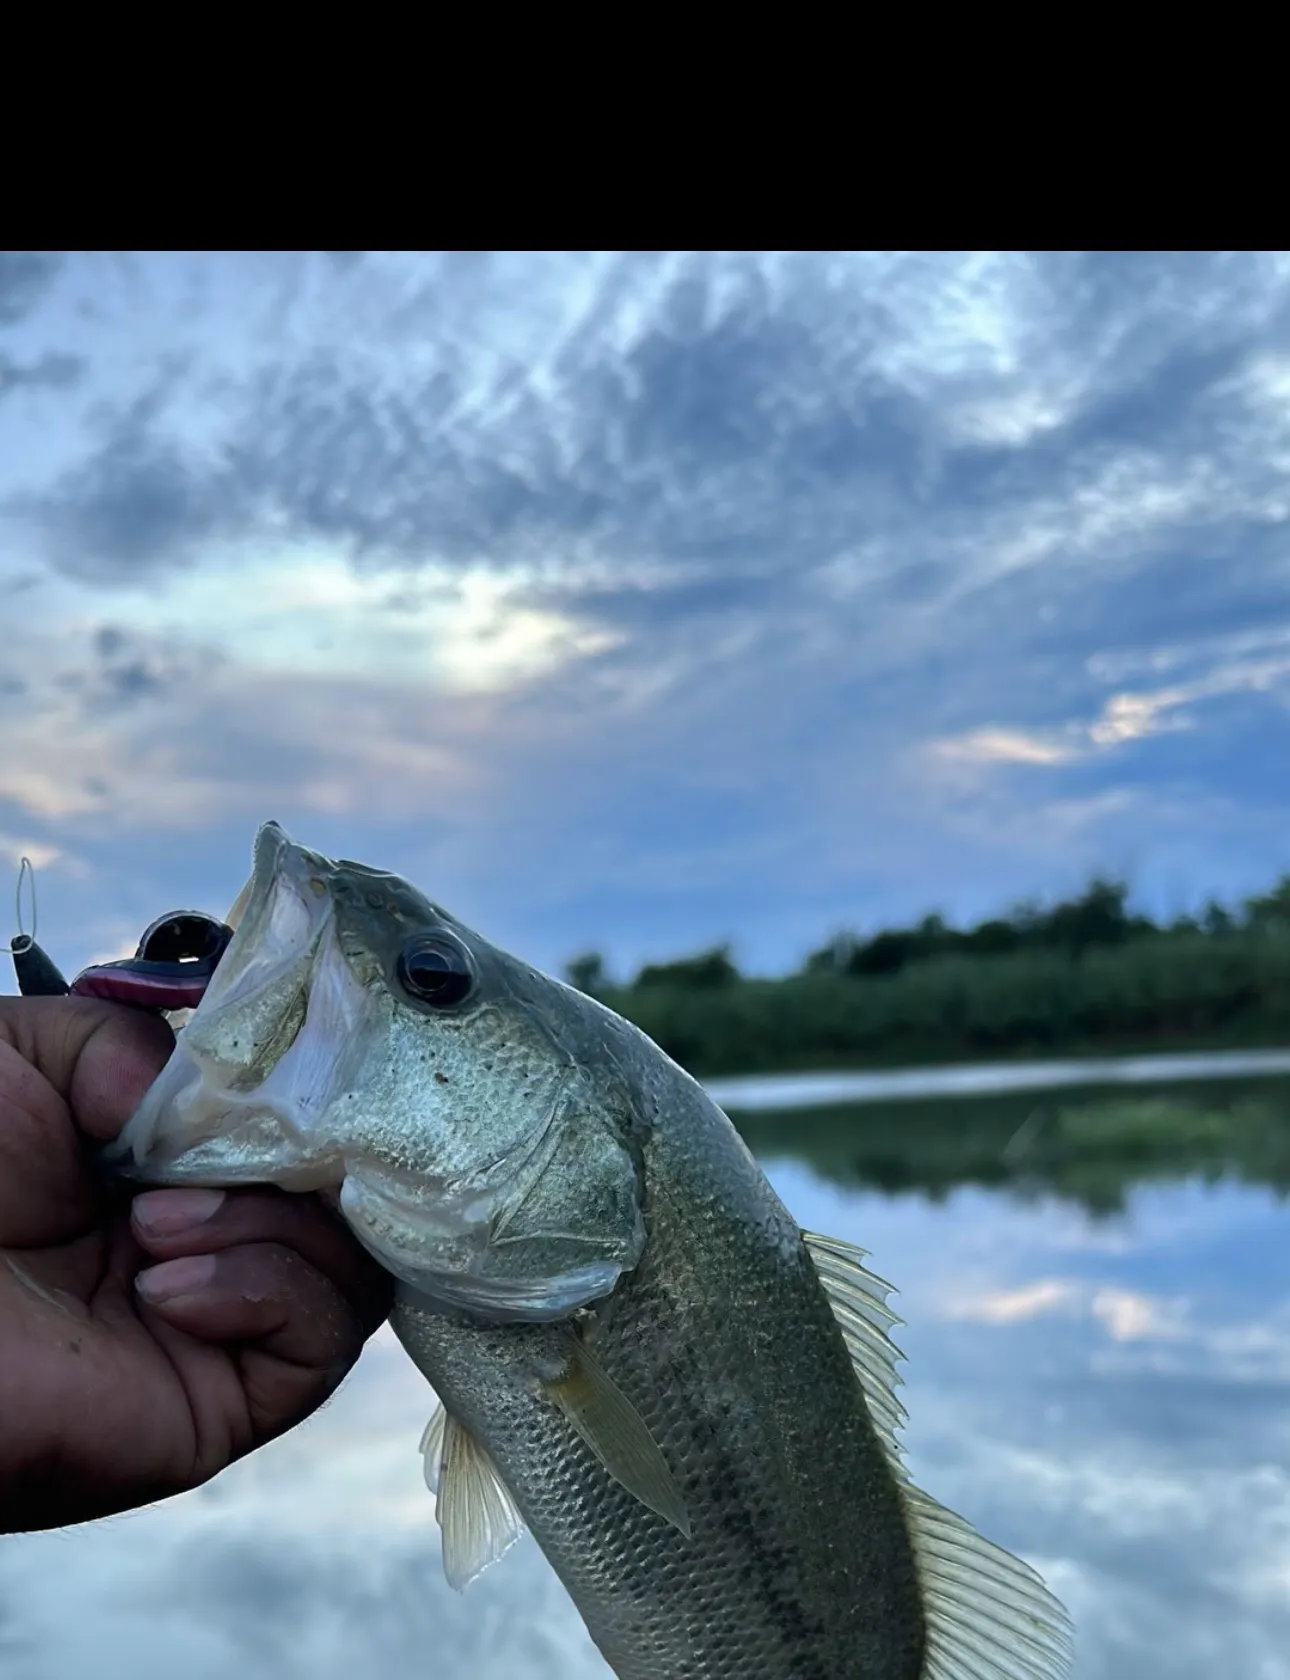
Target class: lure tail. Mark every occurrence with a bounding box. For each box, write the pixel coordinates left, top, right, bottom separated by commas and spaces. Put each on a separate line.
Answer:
10, 935, 71, 997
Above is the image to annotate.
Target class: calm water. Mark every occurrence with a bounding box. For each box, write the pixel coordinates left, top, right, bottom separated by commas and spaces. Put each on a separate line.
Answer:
3, 1068, 1290, 1679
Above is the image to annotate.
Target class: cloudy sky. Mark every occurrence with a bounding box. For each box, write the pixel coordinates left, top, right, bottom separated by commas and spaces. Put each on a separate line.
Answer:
5, 250, 1290, 985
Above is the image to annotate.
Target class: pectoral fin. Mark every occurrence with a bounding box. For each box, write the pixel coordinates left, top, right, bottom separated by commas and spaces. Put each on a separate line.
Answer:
419, 1402, 526, 1591
541, 1334, 691, 1538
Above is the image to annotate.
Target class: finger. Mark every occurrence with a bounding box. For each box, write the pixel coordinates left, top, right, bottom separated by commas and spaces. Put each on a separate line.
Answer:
69, 1005, 175, 1141
131, 1186, 391, 1337
0, 997, 174, 1140
0, 1037, 94, 1241
137, 1241, 369, 1442
0, 999, 173, 1245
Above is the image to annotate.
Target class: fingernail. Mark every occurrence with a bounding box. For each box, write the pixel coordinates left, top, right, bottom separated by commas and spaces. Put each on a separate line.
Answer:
132, 1188, 226, 1237
136, 1254, 217, 1303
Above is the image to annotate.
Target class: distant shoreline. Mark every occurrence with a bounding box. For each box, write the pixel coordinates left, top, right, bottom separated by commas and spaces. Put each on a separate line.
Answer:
703, 1046, 1290, 1111
581, 923, 1290, 1079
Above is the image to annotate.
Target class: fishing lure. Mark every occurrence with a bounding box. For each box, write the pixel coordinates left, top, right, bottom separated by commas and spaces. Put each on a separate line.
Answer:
5, 858, 234, 1011
72, 910, 235, 1010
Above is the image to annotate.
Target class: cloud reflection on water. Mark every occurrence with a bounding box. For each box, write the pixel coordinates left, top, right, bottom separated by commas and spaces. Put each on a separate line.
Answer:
2, 1160, 1288, 1678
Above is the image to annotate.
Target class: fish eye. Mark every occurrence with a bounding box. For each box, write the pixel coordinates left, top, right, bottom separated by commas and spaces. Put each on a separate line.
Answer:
396, 936, 473, 1008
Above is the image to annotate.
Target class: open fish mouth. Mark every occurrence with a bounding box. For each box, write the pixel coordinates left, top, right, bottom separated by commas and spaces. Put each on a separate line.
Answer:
101, 821, 375, 1186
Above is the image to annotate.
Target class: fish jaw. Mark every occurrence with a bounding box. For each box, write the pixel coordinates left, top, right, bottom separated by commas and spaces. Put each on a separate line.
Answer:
106, 821, 380, 1189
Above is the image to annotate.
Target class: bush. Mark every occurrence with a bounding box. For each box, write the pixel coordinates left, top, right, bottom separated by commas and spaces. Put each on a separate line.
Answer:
600, 932, 1290, 1077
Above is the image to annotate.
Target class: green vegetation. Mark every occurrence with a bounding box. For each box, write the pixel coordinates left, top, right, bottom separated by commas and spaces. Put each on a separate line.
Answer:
565, 875, 1290, 1076
729, 1078, 1290, 1215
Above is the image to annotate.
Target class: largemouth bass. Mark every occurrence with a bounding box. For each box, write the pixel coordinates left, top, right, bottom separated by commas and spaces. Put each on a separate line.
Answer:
111, 822, 1073, 1680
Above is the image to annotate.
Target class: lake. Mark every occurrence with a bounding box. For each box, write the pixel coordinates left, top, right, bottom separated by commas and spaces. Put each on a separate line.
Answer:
3, 1059, 1289, 1679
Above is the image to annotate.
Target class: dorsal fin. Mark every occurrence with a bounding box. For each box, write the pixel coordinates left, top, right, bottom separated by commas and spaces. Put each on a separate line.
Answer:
802, 1231, 909, 1474
803, 1230, 1075, 1679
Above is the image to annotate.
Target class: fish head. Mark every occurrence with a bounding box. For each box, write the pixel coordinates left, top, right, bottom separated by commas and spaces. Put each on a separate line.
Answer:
111, 821, 648, 1322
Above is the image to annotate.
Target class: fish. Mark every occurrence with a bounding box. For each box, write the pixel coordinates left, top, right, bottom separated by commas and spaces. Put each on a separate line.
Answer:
110, 821, 1074, 1680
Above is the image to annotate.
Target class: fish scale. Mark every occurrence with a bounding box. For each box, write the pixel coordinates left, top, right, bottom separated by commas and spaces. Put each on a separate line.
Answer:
395, 1082, 927, 1679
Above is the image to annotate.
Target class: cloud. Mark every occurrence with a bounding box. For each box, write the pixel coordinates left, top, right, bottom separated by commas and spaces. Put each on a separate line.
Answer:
942, 1278, 1191, 1340
931, 641, 1290, 771
1090, 1286, 1190, 1342
4, 252, 1290, 976
944, 1278, 1082, 1322
0, 653, 490, 829
10, 252, 1289, 606
0, 351, 82, 399
933, 728, 1079, 766
0, 832, 61, 878
0, 252, 62, 327
14, 381, 231, 579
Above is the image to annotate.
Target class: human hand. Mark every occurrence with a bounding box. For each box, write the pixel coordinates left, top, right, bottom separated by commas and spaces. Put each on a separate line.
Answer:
0, 995, 392, 1533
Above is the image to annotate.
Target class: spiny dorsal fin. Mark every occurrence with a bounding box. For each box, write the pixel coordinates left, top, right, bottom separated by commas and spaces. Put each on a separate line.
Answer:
803, 1230, 1074, 1679
419, 1402, 526, 1591
802, 1230, 910, 1476
541, 1330, 691, 1538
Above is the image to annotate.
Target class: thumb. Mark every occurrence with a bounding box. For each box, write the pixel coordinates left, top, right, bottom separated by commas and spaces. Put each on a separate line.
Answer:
0, 996, 175, 1141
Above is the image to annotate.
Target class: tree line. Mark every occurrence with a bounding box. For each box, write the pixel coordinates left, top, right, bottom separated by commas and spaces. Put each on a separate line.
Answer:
562, 873, 1290, 1076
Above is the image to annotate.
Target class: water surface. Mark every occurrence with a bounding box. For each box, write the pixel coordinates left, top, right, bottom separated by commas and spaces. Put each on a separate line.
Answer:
3, 1070, 1288, 1679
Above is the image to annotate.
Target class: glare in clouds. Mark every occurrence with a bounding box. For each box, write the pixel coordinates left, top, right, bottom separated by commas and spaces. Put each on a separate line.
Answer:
931, 644, 1290, 771
933, 729, 1079, 767
944, 1279, 1082, 1324
943, 1279, 1189, 1342
0, 835, 62, 871
11, 546, 622, 696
